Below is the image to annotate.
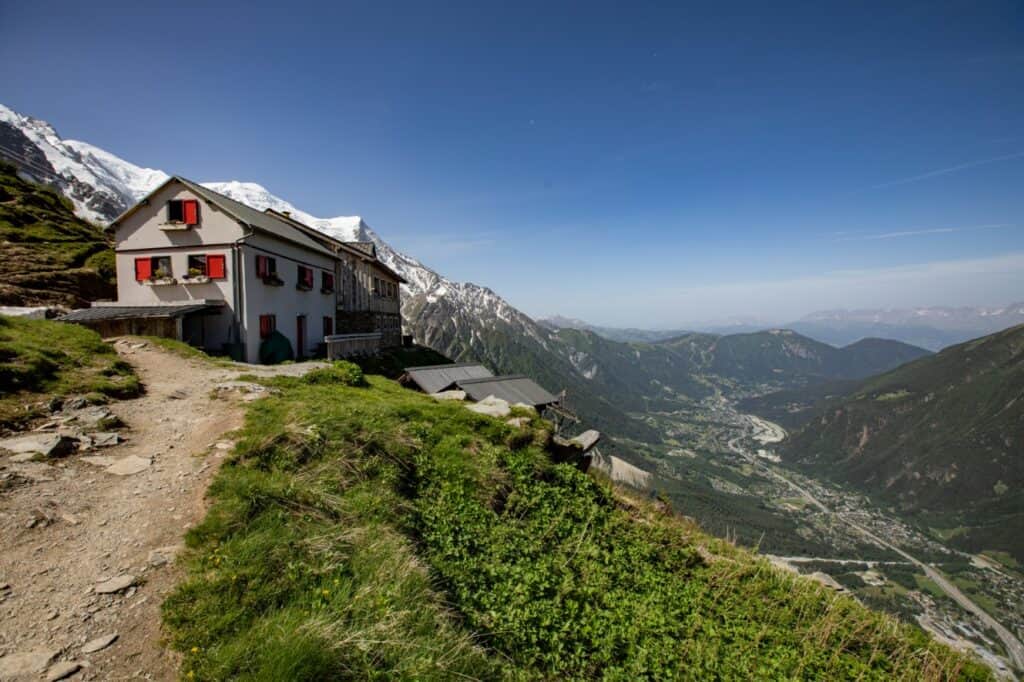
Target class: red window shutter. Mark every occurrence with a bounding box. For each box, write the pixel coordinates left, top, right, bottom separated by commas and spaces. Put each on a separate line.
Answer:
207, 254, 226, 279
260, 314, 274, 338
183, 200, 199, 225
134, 258, 151, 281
256, 255, 267, 278
323, 273, 334, 291
306, 268, 314, 288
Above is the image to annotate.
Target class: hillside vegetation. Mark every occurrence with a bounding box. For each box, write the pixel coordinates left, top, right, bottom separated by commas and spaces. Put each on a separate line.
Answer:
783, 324, 1024, 562
163, 364, 987, 680
0, 316, 139, 430
0, 161, 114, 308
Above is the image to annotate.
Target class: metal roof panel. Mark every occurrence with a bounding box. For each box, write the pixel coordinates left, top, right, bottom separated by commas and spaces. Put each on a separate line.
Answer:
456, 375, 558, 407
403, 363, 493, 394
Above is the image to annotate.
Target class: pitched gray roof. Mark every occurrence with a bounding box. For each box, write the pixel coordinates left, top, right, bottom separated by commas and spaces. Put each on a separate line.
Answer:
61, 303, 220, 322
456, 375, 558, 408
174, 178, 336, 257
402, 363, 493, 394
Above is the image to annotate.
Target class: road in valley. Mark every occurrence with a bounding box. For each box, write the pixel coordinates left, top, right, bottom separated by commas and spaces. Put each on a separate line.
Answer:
727, 416, 1024, 673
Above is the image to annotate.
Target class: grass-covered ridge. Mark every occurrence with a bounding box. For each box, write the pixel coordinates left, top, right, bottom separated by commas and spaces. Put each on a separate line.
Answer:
164, 366, 989, 680
0, 316, 140, 430
0, 161, 115, 308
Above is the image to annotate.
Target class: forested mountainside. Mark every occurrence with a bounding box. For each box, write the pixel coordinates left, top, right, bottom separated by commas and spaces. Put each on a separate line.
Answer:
782, 324, 1024, 562
0, 162, 114, 307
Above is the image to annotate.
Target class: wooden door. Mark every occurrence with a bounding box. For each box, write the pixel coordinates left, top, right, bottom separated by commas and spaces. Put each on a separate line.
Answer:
296, 315, 306, 360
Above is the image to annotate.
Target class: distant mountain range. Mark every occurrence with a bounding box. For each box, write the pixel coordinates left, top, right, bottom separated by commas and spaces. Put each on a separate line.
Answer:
543, 304, 1024, 352
781, 323, 1024, 562
0, 102, 938, 447
539, 315, 691, 343
788, 305, 1024, 351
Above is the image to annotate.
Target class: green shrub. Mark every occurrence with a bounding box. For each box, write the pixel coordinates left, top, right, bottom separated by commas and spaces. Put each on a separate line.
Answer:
302, 361, 366, 387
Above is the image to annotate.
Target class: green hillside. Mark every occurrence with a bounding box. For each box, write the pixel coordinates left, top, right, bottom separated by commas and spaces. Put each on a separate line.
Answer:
163, 362, 988, 680
782, 324, 1024, 562
0, 161, 114, 308
0, 316, 139, 430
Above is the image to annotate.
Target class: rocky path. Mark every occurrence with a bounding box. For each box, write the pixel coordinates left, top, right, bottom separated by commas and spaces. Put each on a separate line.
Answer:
0, 339, 315, 680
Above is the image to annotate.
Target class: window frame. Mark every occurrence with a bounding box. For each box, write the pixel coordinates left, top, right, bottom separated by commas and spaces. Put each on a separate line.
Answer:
321, 271, 335, 293
187, 254, 208, 278
258, 314, 277, 339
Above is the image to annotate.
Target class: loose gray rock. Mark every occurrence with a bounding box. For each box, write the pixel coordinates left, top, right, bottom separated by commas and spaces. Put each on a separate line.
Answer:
430, 390, 467, 401
105, 456, 151, 476
89, 432, 122, 448
81, 633, 118, 654
0, 649, 59, 676
466, 395, 511, 418
72, 406, 117, 430
168, 389, 188, 400
94, 574, 135, 594
46, 660, 82, 681
147, 545, 182, 568
506, 417, 531, 429
64, 397, 88, 410
0, 434, 77, 459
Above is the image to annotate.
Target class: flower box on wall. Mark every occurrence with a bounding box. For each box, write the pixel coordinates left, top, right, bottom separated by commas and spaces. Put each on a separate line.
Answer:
181, 275, 211, 285
143, 277, 177, 286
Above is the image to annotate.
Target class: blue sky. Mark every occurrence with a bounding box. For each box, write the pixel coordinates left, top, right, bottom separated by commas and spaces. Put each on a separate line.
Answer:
2, 0, 1022, 326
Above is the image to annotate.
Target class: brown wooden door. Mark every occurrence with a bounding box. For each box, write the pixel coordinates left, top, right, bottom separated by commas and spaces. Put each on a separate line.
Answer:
296, 315, 306, 360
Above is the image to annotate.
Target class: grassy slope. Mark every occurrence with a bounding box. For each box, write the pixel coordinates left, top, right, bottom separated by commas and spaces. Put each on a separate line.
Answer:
0, 161, 114, 308
163, 365, 988, 680
783, 324, 1024, 562
0, 316, 140, 431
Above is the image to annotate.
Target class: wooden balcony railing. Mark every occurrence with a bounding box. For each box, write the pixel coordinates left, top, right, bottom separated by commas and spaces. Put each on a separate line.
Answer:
325, 332, 382, 360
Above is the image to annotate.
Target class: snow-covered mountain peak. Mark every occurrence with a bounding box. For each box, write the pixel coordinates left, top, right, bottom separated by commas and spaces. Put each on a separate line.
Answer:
205, 182, 366, 242
0, 103, 169, 224
1, 101, 559, 384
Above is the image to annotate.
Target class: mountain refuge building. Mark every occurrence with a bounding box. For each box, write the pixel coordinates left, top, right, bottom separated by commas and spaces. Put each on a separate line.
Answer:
62, 176, 404, 363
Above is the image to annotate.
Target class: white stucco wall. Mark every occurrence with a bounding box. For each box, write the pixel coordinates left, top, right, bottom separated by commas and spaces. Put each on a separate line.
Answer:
111, 181, 243, 354
239, 232, 337, 363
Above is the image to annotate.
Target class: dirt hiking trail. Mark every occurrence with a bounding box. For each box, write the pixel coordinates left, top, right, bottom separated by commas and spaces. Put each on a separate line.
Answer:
0, 338, 320, 680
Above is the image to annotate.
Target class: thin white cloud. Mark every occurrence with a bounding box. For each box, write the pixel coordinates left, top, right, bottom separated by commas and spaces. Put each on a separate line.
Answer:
565, 252, 1024, 327
872, 151, 1024, 189
834, 223, 1011, 242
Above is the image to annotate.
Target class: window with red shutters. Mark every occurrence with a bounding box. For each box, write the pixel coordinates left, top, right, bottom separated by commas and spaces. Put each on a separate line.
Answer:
134, 258, 152, 281
259, 314, 276, 338
167, 200, 184, 222
256, 255, 268, 278
322, 272, 335, 293
297, 265, 314, 290
207, 254, 226, 279
183, 200, 199, 225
